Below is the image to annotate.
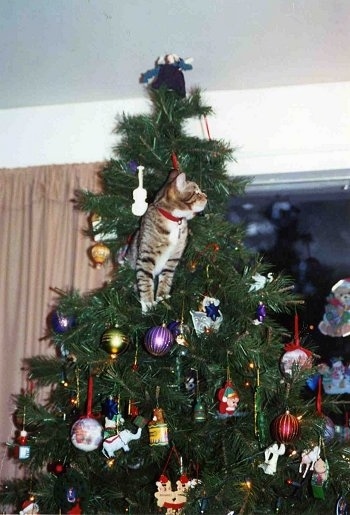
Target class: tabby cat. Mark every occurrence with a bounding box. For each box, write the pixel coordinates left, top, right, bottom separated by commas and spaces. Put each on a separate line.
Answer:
126, 169, 207, 312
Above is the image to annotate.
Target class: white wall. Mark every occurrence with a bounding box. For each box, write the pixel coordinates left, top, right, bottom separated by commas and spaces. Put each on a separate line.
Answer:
1, 81, 349, 176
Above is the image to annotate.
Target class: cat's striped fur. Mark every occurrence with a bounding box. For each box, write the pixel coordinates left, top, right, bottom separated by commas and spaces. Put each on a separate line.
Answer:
126, 170, 207, 312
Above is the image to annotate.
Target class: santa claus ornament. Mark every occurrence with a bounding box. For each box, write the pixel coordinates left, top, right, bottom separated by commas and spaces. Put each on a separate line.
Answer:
280, 313, 313, 378
70, 375, 103, 452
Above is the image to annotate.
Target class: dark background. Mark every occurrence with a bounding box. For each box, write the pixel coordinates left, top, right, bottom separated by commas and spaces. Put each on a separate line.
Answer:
228, 187, 350, 380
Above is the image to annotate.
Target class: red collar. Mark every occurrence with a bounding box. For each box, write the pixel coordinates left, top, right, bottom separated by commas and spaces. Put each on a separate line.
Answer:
157, 207, 183, 223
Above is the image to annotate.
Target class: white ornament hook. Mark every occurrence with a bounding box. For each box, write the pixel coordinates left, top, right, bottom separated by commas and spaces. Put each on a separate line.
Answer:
132, 165, 148, 216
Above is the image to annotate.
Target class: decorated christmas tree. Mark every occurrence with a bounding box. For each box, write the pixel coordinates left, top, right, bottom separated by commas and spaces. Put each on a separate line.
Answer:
1, 55, 350, 514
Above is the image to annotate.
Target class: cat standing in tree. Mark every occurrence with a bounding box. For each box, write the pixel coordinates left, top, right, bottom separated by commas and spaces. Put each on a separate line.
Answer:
126, 168, 207, 312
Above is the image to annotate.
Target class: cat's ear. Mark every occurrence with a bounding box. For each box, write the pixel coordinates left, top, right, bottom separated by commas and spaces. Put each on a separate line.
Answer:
167, 168, 181, 182
174, 172, 186, 190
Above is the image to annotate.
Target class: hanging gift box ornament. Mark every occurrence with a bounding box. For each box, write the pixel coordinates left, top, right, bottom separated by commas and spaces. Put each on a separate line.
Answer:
280, 313, 313, 378
90, 241, 110, 269
190, 296, 223, 336
311, 457, 329, 499
100, 326, 129, 359
71, 376, 103, 452
270, 410, 300, 444
13, 429, 31, 460
144, 324, 174, 357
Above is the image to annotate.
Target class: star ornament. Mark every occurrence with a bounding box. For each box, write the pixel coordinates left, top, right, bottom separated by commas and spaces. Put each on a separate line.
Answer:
205, 302, 220, 321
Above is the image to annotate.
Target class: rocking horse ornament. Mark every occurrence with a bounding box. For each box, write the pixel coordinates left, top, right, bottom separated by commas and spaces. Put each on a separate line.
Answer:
299, 445, 320, 478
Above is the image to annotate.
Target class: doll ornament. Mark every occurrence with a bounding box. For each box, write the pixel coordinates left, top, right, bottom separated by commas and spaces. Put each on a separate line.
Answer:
216, 380, 240, 418
319, 279, 350, 337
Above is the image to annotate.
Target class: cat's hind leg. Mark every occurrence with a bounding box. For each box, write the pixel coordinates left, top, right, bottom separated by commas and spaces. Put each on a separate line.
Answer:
136, 267, 157, 313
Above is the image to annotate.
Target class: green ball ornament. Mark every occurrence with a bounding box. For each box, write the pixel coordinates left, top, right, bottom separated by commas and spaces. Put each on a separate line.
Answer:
101, 327, 129, 359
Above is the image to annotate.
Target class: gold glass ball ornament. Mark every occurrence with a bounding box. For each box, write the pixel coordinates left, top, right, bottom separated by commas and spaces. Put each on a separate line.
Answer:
101, 326, 129, 359
90, 242, 110, 269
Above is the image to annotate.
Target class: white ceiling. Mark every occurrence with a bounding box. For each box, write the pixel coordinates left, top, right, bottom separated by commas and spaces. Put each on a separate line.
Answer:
1, 0, 350, 110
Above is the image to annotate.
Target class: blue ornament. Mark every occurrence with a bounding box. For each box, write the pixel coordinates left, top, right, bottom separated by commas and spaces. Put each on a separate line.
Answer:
51, 310, 75, 334
128, 160, 139, 174
167, 320, 180, 336
256, 302, 266, 323
66, 487, 77, 503
205, 302, 220, 321
306, 374, 321, 392
103, 395, 119, 420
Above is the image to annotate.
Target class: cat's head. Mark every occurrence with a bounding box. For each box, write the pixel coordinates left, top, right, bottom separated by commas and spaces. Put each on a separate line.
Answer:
162, 170, 207, 220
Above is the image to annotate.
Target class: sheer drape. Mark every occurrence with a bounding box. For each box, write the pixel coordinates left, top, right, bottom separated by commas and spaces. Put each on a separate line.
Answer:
0, 163, 109, 480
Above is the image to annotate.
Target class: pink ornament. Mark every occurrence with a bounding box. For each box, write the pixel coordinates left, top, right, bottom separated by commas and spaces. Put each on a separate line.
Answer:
71, 417, 103, 452
280, 314, 313, 378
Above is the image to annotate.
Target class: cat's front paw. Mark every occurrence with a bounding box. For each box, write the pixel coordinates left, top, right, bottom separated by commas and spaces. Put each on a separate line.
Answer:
156, 295, 171, 303
141, 300, 156, 313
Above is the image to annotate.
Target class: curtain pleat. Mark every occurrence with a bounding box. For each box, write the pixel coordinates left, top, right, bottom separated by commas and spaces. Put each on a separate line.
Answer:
0, 163, 109, 480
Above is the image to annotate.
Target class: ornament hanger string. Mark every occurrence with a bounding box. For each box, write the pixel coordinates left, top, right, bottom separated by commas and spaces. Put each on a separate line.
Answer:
75, 368, 80, 408
161, 444, 183, 476
294, 312, 300, 347
155, 385, 160, 409
86, 374, 93, 417
226, 352, 231, 383
316, 376, 322, 414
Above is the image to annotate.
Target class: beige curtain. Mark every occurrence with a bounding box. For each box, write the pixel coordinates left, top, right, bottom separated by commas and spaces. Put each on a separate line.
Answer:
0, 163, 110, 480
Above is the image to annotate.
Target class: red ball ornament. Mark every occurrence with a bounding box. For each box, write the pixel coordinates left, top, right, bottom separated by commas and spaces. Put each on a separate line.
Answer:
270, 410, 300, 444
144, 324, 174, 356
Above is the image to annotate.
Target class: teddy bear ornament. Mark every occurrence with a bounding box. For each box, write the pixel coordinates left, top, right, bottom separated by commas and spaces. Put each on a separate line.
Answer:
318, 278, 350, 337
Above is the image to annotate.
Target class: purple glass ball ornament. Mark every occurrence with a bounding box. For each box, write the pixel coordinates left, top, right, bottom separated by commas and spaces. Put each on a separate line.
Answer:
144, 325, 174, 356
51, 310, 75, 334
